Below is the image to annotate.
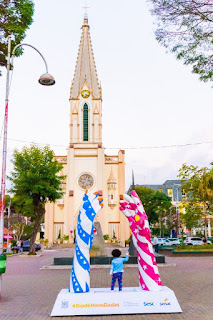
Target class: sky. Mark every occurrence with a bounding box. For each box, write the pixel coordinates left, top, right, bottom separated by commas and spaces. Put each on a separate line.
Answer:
0, 0, 213, 190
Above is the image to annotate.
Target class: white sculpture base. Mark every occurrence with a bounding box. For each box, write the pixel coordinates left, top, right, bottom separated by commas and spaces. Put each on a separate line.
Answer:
51, 286, 182, 316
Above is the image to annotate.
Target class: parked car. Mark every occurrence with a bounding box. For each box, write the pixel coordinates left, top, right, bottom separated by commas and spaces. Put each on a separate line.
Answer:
184, 237, 211, 245
22, 240, 41, 251
12, 240, 41, 253
163, 238, 181, 246
151, 238, 166, 246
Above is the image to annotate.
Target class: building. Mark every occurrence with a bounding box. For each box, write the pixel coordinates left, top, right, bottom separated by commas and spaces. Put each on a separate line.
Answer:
140, 180, 184, 203
44, 17, 129, 244
133, 180, 212, 237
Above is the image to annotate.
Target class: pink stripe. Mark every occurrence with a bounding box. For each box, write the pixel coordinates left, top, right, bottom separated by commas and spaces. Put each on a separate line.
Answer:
138, 256, 162, 286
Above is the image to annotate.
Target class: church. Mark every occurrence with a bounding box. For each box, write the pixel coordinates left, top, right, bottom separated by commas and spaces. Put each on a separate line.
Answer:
44, 16, 129, 245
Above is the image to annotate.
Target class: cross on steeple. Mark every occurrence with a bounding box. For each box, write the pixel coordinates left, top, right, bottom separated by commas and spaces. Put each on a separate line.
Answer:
82, 1, 90, 19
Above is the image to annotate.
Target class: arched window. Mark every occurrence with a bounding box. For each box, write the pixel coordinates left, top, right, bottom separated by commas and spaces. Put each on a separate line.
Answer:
83, 103, 89, 141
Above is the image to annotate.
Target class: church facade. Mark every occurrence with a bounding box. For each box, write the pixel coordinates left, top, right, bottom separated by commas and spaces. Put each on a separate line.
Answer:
45, 17, 129, 244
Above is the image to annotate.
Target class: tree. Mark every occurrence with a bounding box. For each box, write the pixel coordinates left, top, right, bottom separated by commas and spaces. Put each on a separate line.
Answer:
182, 206, 203, 234
134, 187, 157, 224
178, 162, 213, 236
4, 195, 36, 242
147, 1, 213, 82
134, 187, 172, 234
178, 162, 213, 212
9, 145, 66, 254
0, 0, 34, 75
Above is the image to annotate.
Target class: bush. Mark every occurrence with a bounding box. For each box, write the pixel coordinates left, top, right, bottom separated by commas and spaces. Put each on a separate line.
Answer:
43, 239, 48, 246
103, 234, 109, 240
11, 239, 17, 247
175, 244, 213, 251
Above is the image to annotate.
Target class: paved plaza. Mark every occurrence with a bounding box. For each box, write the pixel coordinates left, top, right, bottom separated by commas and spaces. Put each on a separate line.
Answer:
0, 248, 213, 320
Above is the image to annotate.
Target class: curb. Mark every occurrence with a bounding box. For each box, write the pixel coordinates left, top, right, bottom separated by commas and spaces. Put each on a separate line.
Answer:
40, 263, 176, 270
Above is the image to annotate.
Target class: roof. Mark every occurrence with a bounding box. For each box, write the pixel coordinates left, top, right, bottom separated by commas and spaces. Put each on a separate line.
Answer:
163, 180, 182, 186
70, 17, 102, 100
3, 227, 14, 235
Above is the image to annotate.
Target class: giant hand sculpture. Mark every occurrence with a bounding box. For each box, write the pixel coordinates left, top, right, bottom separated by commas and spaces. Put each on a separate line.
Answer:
120, 190, 162, 291
69, 190, 103, 293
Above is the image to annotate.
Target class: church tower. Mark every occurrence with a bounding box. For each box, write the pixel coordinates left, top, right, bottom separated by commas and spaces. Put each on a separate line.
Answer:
45, 17, 129, 245
70, 17, 102, 145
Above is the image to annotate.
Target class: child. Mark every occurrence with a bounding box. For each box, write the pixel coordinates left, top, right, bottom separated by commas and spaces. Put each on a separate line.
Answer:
110, 249, 129, 291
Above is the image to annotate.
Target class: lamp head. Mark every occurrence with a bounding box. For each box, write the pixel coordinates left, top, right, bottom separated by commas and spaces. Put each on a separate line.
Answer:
38, 73, 55, 86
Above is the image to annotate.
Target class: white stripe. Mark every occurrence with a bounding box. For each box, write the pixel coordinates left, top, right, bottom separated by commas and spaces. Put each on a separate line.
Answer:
73, 253, 90, 291
76, 236, 91, 257
135, 235, 160, 277
137, 245, 153, 267
137, 234, 160, 275
79, 208, 93, 235
137, 235, 153, 254
138, 263, 162, 291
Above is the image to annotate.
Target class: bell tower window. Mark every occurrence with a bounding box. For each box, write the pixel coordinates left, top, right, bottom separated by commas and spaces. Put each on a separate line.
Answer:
83, 103, 89, 141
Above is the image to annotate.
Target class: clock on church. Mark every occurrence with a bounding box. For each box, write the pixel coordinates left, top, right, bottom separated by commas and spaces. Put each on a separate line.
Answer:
78, 173, 94, 190
81, 90, 90, 99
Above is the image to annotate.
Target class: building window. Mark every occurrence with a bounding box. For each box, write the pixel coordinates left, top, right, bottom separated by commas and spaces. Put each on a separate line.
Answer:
111, 195, 113, 200
83, 103, 88, 141
167, 188, 173, 199
158, 188, 163, 193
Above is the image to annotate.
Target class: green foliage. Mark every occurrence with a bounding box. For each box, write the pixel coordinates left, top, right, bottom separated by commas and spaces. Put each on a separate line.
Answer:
9, 144, 66, 254
58, 229, 61, 239
63, 235, 69, 240
11, 239, 16, 247
135, 186, 172, 225
147, 0, 213, 82
0, 0, 34, 75
43, 239, 48, 246
9, 145, 65, 218
182, 206, 203, 231
175, 244, 213, 251
103, 234, 109, 240
178, 162, 213, 214
22, 224, 34, 240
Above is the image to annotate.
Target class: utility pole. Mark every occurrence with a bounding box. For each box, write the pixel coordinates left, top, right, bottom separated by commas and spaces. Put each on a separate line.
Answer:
6, 200, 11, 253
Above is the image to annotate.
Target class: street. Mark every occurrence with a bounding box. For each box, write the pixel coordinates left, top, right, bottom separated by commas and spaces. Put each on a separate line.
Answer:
0, 249, 213, 319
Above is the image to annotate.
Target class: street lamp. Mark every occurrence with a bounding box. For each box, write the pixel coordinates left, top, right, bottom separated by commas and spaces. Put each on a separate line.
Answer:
0, 36, 55, 294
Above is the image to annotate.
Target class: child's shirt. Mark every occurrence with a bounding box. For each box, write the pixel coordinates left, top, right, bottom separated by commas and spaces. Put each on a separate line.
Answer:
110, 253, 129, 275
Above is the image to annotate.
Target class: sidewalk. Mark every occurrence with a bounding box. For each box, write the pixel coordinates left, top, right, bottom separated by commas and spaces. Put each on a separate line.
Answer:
0, 249, 213, 319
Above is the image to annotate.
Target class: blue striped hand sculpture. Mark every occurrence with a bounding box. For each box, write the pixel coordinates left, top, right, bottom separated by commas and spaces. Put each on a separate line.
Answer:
69, 190, 103, 293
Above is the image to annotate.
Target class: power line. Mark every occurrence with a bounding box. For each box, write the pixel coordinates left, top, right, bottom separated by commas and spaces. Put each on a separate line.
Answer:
2, 137, 213, 150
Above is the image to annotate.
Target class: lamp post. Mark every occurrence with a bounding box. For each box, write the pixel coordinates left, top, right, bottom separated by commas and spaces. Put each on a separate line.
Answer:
0, 36, 55, 295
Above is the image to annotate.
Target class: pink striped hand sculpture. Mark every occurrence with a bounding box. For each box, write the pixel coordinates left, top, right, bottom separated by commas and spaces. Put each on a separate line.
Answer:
120, 190, 162, 291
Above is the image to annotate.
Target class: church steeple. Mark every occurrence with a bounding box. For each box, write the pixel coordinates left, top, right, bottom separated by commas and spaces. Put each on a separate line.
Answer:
69, 17, 102, 144
70, 17, 102, 100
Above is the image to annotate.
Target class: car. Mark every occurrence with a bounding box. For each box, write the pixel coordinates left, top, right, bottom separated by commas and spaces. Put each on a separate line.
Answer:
151, 238, 166, 246
22, 240, 41, 251
12, 240, 41, 252
183, 237, 211, 245
163, 238, 180, 246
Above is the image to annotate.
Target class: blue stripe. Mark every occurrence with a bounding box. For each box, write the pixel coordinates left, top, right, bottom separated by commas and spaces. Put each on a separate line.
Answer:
77, 221, 90, 245
70, 266, 83, 293
75, 242, 90, 271
82, 194, 97, 222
